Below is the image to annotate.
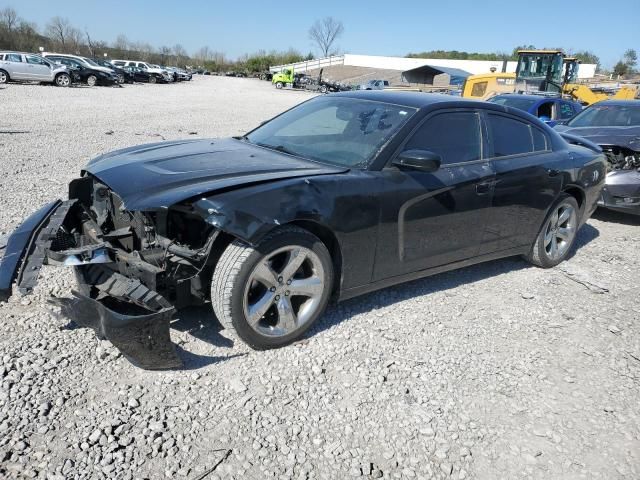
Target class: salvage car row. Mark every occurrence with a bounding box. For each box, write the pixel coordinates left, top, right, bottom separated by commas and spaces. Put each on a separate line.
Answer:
0, 51, 192, 87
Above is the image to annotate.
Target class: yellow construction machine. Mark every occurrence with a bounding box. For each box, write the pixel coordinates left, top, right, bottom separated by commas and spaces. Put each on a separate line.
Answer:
462, 49, 639, 105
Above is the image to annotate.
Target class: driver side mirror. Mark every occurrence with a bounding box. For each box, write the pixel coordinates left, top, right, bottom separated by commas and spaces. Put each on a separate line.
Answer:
393, 150, 441, 172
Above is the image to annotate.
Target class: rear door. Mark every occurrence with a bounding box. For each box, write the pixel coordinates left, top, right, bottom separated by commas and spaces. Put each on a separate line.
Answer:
5, 53, 29, 80
481, 112, 563, 253
373, 109, 495, 280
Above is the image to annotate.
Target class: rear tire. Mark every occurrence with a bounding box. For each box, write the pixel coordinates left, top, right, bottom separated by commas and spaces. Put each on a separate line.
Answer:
211, 226, 333, 349
526, 194, 580, 268
0, 69, 8, 84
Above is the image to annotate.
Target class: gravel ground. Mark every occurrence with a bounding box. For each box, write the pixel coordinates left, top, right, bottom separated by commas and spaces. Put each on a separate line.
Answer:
0, 77, 639, 480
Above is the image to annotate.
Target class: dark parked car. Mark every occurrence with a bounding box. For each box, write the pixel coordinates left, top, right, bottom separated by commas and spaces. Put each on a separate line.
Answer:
0, 92, 605, 369
555, 100, 640, 215
122, 65, 165, 84
92, 58, 126, 84
489, 93, 582, 126
43, 54, 119, 86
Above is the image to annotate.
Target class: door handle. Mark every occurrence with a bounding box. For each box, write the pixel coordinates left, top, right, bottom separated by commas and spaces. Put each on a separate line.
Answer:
475, 181, 495, 195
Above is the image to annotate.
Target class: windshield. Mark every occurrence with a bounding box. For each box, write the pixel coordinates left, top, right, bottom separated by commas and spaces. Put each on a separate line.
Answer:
489, 96, 538, 111
83, 57, 99, 67
245, 96, 417, 168
567, 103, 640, 127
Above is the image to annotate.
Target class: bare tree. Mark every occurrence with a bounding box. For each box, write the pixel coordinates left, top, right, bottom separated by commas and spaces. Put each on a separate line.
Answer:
0, 7, 18, 31
85, 29, 95, 57
308, 17, 344, 58
159, 45, 171, 65
173, 43, 187, 67
46, 16, 71, 50
68, 27, 83, 54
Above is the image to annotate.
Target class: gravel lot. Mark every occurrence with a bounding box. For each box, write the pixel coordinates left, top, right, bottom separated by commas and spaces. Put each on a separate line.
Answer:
1, 77, 639, 480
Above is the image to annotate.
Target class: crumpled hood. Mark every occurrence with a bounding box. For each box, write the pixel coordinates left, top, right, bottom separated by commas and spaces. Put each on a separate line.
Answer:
84, 138, 347, 210
555, 125, 640, 150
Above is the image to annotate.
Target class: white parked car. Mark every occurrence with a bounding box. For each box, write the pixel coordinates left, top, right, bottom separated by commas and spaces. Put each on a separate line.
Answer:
111, 60, 172, 82
0, 51, 72, 86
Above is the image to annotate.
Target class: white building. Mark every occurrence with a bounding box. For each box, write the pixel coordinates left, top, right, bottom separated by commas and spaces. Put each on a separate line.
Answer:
271, 54, 597, 80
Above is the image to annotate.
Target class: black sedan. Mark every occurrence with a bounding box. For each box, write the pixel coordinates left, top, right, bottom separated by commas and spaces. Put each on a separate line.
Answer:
0, 92, 606, 369
555, 100, 640, 215
92, 58, 127, 84
122, 65, 165, 84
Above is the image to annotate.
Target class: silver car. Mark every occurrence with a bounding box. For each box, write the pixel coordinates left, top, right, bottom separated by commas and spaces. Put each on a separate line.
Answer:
0, 51, 72, 87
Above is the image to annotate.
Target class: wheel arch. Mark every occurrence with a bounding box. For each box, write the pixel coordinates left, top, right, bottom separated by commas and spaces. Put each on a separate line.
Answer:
287, 219, 343, 297
211, 219, 343, 297
562, 183, 586, 218
0, 68, 9, 81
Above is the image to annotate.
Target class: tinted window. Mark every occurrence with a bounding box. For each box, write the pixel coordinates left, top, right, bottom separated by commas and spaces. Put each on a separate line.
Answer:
488, 114, 547, 157
559, 102, 576, 120
489, 96, 537, 111
26, 55, 47, 65
405, 111, 482, 165
6, 53, 22, 62
567, 104, 640, 127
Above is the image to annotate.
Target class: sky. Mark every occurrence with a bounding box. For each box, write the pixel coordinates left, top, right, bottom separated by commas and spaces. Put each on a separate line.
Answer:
3, 0, 639, 69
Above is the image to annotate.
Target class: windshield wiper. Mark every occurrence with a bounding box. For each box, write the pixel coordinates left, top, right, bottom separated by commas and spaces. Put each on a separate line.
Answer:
255, 142, 299, 157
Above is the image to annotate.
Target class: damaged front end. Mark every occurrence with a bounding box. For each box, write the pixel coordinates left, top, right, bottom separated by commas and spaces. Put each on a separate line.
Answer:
599, 145, 640, 215
0, 175, 220, 369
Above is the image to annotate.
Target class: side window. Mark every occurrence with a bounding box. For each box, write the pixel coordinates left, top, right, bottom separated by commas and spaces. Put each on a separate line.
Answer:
405, 111, 482, 165
536, 101, 553, 119
6, 53, 22, 62
488, 114, 548, 157
559, 102, 576, 120
471, 81, 487, 98
26, 55, 46, 65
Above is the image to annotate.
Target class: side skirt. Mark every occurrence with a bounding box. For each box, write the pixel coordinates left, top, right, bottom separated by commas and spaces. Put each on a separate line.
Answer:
338, 246, 528, 302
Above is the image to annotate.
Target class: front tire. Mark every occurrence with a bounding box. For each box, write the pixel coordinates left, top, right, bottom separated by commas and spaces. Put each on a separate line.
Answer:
86, 75, 97, 87
526, 194, 579, 268
212, 226, 333, 349
55, 73, 71, 87
149, 75, 157, 84
275, 81, 283, 89
0, 69, 9, 84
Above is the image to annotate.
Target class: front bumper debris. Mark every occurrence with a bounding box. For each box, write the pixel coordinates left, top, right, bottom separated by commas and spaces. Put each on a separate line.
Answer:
0, 200, 76, 300
0, 200, 183, 369
51, 291, 181, 370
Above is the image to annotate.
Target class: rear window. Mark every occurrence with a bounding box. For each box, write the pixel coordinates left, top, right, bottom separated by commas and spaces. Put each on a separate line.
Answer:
488, 114, 547, 157
489, 96, 538, 111
6, 53, 22, 62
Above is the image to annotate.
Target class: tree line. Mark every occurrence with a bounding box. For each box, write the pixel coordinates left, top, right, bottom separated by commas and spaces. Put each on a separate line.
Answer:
0, 7, 313, 72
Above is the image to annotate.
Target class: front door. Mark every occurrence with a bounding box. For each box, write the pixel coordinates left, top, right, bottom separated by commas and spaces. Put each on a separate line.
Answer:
25, 55, 52, 80
373, 110, 495, 281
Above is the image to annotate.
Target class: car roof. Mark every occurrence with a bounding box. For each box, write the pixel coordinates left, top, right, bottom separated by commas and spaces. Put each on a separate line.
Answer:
588, 99, 640, 106
493, 93, 576, 102
332, 90, 481, 109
